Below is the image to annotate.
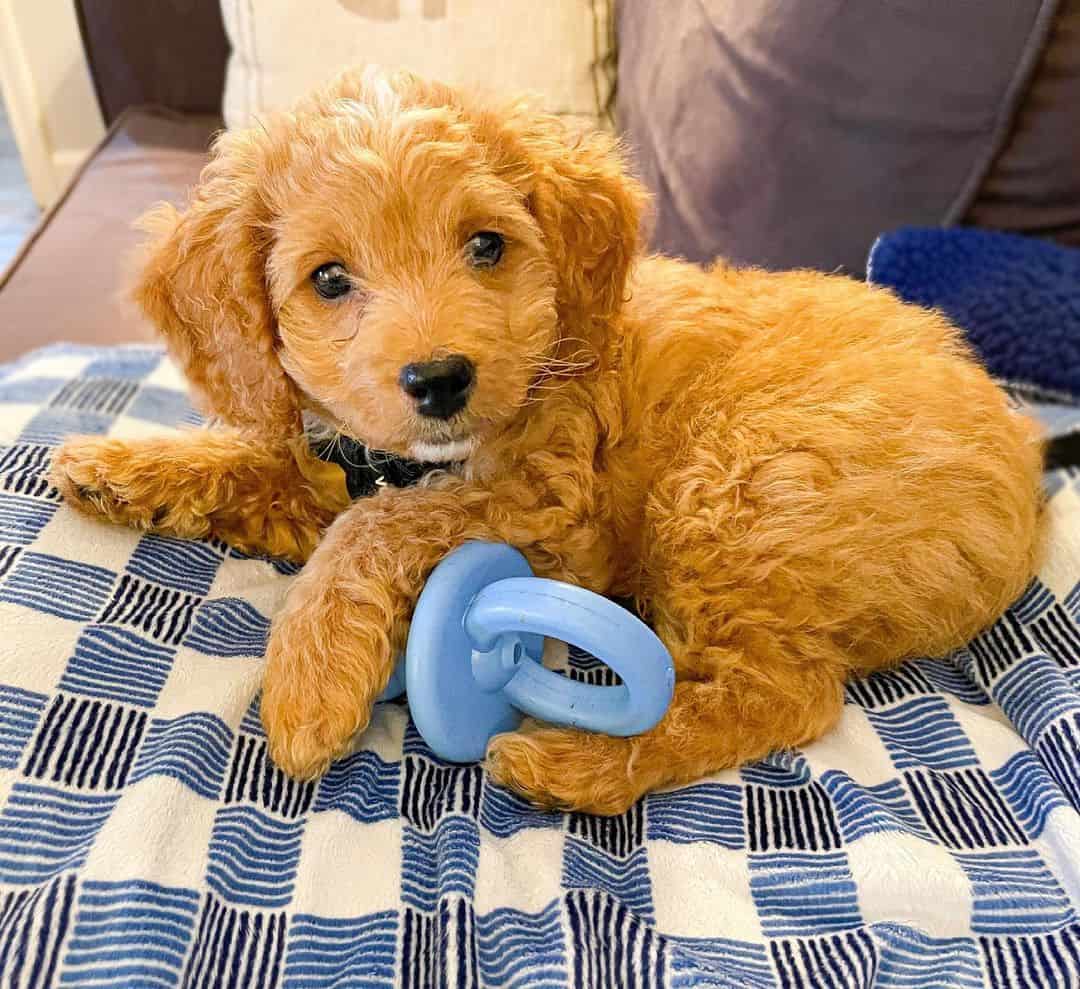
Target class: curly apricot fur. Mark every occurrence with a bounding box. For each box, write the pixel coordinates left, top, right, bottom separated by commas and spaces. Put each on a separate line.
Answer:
53, 69, 1045, 814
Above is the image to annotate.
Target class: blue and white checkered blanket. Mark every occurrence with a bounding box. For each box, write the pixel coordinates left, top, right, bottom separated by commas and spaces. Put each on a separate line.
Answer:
1, 344, 1080, 988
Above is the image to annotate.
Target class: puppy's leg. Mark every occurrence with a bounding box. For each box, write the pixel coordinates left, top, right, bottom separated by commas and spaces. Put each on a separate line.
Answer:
487, 429, 861, 815
52, 430, 349, 562
261, 479, 616, 779
486, 654, 845, 816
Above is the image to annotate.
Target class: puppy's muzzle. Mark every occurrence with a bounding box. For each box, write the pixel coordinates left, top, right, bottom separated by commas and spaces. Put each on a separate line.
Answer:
399, 356, 475, 419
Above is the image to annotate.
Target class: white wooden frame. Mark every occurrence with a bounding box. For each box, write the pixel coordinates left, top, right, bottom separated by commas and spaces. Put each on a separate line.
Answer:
0, 0, 104, 207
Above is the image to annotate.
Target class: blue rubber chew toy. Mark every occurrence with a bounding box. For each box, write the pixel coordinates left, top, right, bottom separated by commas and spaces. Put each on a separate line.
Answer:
379, 541, 675, 762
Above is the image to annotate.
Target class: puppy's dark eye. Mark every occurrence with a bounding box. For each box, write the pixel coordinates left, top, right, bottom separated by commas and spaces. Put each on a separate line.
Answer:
464, 231, 504, 269
311, 262, 352, 300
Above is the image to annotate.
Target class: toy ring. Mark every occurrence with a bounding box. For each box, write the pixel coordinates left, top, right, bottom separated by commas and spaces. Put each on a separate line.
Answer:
378, 541, 675, 762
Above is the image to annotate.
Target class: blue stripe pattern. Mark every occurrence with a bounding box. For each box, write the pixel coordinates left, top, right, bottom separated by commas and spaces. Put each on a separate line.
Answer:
311, 749, 400, 824
284, 912, 397, 988
0, 376, 65, 403
993, 656, 1080, 743
768, 930, 877, 989
479, 782, 563, 838
129, 712, 233, 800
821, 773, 932, 843
562, 840, 654, 923
0, 552, 115, 621
60, 880, 200, 989
992, 751, 1070, 839
0, 685, 46, 770
59, 625, 175, 707
240, 697, 266, 737
646, 783, 745, 848
0, 872, 76, 988
749, 852, 861, 938
0, 493, 57, 546
1010, 581, 1056, 625
475, 901, 568, 989
1066, 580, 1080, 618
905, 768, 1027, 849
665, 934, 774, 988
84, 350, 164, 379
956, 850, 1077, 935
1037, 713, 1080, 808
401, 817, 480, 911
206, 806, 305, 909
911, 657, 991, 705
865, 695, 979, 770
0, 783, 117, 884
980, 927, 1080, 988
18, 408, 113, 446
184, 598, 271, 658
871, 924, 984, 989
126, 385, 204, 427
127, 534, 224, 595
740, 753, 812, 788
565, 890, 666, 989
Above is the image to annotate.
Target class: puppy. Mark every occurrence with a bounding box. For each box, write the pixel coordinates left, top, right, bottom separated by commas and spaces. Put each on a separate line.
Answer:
53, 68, 1044, 814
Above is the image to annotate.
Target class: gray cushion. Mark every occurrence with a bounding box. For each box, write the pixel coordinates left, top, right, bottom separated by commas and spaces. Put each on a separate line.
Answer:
617, 0, 1078, 275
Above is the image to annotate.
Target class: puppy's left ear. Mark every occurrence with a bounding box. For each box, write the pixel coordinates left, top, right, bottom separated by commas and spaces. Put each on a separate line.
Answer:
132, 128, 300, 436
511, 114, 649, 332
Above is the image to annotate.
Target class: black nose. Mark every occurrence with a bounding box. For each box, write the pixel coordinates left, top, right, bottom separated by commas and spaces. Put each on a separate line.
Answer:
398, 356, 475, 419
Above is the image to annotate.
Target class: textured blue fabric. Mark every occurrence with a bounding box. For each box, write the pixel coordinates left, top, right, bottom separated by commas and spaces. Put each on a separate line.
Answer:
868, 228, 1080, 401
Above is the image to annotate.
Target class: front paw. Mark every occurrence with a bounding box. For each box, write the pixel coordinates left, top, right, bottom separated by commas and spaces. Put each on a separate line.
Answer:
51, 437, 187, 532
486, 724, 639, 816
261, 687, 364, 781
261, 585, 392, 780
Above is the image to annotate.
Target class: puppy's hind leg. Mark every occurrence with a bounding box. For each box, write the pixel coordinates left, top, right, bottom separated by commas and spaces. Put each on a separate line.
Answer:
486, 629, 847, 816
52, 430, 350, 562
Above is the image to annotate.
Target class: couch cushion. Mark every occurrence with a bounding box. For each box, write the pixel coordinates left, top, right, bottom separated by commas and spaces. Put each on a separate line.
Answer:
75, 0, 229, 125
617, 0, 1074, 275
0, 108, 220, 362
220, 0, 615, 130
965, 0, 1080, 243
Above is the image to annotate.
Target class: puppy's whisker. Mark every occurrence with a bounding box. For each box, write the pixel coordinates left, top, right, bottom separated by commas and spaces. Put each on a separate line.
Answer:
336, 434, 370, 471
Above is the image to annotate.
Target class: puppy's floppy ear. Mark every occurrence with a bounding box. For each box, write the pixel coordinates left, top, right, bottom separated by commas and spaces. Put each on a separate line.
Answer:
507, 112, 649, 332
133, 129, 299, 433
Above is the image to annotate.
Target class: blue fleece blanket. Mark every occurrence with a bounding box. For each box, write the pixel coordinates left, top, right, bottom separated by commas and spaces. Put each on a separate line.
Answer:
869, 227, 1080, 404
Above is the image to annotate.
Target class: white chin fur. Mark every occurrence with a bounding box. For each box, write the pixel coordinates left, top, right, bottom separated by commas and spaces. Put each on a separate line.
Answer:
409, 437, 477, 462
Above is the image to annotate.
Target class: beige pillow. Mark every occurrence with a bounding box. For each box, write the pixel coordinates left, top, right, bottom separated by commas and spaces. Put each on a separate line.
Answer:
221, 0, 613, 130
